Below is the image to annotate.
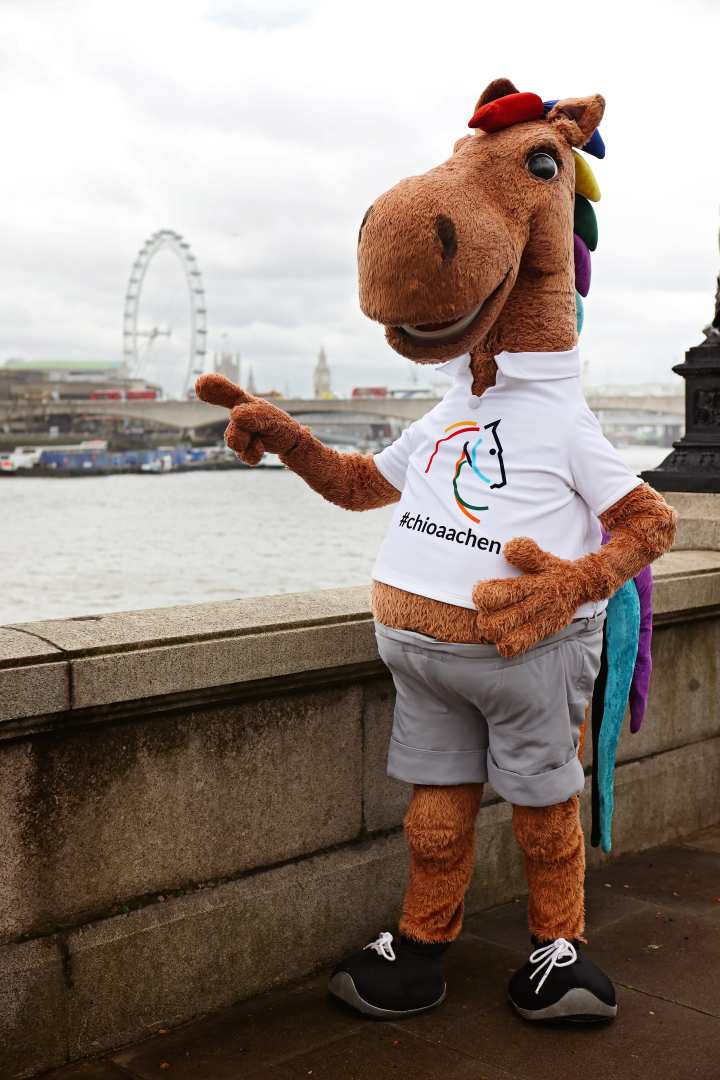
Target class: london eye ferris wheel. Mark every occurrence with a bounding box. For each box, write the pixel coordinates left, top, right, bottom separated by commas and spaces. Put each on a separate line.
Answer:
122, 230, 207, 397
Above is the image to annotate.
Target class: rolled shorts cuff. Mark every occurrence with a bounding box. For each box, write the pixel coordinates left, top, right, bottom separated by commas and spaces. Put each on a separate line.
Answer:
487, 753, 585, 807
387, 738, 489, 786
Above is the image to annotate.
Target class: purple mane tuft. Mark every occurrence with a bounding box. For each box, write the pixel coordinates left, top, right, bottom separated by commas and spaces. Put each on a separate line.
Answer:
574, 234, 592, 297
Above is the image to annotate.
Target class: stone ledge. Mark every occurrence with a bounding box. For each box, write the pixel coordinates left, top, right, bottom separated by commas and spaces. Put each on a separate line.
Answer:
652, 548, 720, 620
664, 491, 720, 551
0, 627, 64, 667
0, 660, 69, 723
8, 587, 372, 656
3, 588, 377, 717
69, 620, 379, 709
0, 549, 718, 720
0, 627, 69, 724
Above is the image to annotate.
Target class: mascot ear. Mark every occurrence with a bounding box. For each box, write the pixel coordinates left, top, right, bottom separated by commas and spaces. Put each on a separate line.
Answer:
453, 134, 471, 153
473, 77, 519, 113
548, 95, 605, 148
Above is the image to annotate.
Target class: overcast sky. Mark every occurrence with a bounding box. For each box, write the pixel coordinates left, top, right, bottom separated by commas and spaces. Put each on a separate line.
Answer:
2, 0, 718, 397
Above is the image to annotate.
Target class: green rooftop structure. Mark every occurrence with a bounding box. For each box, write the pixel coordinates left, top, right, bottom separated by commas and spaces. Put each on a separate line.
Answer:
2, 360, 122, 372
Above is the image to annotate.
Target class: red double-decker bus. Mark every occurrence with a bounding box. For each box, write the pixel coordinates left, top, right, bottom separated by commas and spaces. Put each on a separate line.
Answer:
351, 386, 388, 398
126, 389, 158, 400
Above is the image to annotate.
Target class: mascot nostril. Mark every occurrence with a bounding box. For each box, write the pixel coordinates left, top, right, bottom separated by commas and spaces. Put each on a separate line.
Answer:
435, 214, 457, 262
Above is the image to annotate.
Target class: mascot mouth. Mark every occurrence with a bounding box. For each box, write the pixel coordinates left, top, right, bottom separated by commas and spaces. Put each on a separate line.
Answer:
395, 270, 511, 346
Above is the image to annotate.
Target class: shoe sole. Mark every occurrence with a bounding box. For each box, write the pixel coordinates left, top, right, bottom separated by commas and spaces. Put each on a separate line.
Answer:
509, 987, 617, 1023
328, 972, 447, 1020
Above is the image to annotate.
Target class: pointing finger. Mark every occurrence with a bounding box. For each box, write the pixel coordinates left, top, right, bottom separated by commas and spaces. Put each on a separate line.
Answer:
229, 402, 285, 435
195, 373, 254, 410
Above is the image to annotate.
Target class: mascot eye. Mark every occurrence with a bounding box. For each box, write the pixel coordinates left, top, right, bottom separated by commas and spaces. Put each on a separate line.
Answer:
527, 152, 559, 180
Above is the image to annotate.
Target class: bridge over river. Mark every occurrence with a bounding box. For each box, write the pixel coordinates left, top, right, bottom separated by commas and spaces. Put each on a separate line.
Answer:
1, 389, 685, 435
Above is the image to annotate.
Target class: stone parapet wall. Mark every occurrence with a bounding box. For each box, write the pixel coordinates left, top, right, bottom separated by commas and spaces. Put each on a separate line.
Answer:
1, 493, 720, 1076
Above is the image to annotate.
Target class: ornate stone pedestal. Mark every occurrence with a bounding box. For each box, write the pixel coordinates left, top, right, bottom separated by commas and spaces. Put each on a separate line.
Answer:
642, 339, 720, 493
646, 236, 720, 493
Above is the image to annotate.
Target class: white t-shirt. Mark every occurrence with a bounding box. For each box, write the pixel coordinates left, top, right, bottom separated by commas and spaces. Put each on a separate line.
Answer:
372, 348, 641, 619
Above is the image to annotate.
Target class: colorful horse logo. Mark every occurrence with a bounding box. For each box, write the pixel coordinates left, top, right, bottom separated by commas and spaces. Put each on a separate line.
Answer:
425, 419, 506, 524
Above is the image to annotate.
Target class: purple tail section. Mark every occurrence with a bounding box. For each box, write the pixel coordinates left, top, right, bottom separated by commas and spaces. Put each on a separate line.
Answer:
600, 530, 653, 732
629, 565, 653, 732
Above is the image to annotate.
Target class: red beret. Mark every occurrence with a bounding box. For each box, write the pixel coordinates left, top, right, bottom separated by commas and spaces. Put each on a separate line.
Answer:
468, 92, 545, 132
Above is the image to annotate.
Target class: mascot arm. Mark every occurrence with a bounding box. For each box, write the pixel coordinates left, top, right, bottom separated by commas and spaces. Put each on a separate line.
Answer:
195, 373, 399, 511
281, 435, 400, 511
473, 484, 677, 657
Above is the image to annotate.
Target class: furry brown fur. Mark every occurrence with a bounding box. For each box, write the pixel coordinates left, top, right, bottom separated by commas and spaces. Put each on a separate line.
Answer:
400, 783, 484, 943
371, 581, 487, 643
281, 434, 399, 511
512, 797, 586, 941
196, 78, 677, 950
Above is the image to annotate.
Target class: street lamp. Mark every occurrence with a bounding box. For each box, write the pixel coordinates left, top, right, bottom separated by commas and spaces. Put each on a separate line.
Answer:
642, 231, 720, 493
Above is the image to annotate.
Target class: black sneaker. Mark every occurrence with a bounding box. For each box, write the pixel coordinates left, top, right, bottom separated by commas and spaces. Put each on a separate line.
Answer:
508, 937, 617, 1022
328, 930, 448, 1019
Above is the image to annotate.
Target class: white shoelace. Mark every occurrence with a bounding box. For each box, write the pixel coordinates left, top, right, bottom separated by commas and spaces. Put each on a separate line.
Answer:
528, 937, 578, 994
364, 931, 396, 962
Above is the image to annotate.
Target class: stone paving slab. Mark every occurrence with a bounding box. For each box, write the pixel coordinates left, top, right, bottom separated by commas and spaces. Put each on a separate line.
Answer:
405, 989, 719, 1080
112, 976, 364, 1079
586, 905, 720, 1017
41, 831, 720, 1080
591, 845, 720, 914
45, 1064, 136, 1079
271, 1026, 519, 1080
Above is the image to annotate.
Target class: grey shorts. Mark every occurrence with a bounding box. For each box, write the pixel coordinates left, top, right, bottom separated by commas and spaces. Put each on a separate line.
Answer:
375, 613, 605, 807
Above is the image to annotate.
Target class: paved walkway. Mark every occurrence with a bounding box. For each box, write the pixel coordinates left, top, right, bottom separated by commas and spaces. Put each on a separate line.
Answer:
48, 827, 720, 1080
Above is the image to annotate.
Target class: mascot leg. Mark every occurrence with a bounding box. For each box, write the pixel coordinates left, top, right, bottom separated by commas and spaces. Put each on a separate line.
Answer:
507, 795, 617, 1022
329, 783, 482, 1018
512, 797, 585, 942
400, 783, 484, 942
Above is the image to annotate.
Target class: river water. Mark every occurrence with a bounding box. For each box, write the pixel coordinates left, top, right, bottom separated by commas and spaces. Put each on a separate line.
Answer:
1, 445, 670, 625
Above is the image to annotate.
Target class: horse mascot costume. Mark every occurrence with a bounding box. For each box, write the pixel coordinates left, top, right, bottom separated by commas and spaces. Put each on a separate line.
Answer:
197, 78, 676, 1024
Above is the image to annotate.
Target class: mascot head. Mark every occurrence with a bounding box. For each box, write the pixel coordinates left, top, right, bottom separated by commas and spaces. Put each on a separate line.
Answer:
358, 78, 604, 363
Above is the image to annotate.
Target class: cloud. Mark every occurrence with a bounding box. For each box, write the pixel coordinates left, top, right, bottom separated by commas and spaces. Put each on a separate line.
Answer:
1, 0, 718, 395
208, 1, 309, 31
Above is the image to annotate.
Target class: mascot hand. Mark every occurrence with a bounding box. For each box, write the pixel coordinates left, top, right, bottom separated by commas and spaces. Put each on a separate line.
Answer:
473, 537, 585, 657
195, 373, 304, 466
